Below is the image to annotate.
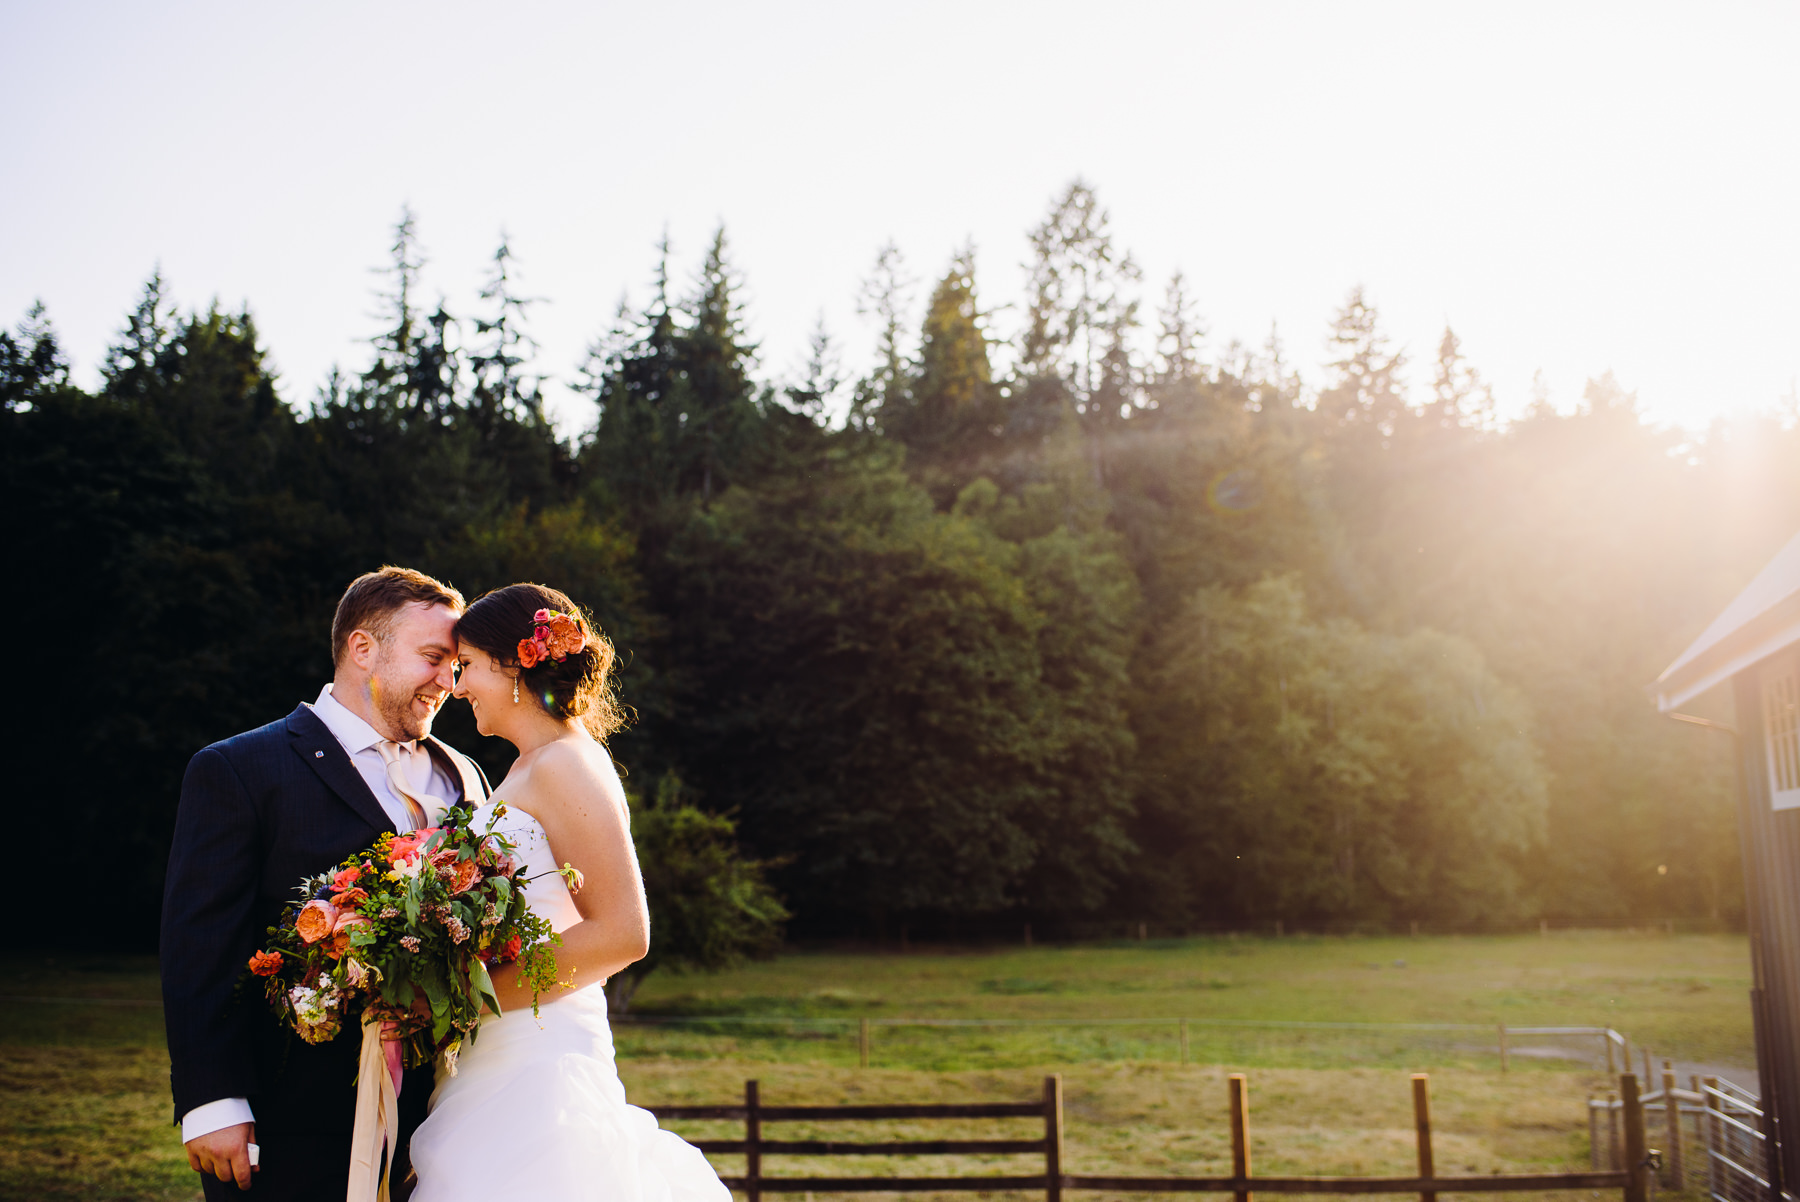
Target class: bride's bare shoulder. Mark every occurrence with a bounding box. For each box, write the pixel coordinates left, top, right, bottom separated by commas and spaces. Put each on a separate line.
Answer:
524, 737, 624, 810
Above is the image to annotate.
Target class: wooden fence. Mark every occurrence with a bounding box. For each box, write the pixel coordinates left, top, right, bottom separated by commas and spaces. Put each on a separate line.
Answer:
648, 1071, 1648, 1202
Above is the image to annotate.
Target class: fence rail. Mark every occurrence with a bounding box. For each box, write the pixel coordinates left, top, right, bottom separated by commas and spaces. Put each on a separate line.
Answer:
649, 1071, 1647, 1202
618, 1014, 1627, 1071
1586, 1060, 1777, 1202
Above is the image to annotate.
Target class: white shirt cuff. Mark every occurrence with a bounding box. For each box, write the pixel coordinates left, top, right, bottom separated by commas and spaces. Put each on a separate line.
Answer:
181, 1096, 255, 1142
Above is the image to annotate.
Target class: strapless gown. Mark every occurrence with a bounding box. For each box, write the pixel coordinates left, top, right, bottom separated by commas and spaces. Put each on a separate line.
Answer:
407, 800, 728, 1202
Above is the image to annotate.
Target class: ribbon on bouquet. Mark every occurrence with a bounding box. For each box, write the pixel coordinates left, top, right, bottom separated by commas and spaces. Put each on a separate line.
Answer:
346, 1016, 405, 1202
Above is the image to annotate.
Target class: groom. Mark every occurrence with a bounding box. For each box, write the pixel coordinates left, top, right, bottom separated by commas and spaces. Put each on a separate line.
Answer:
161, 566, 490, 1199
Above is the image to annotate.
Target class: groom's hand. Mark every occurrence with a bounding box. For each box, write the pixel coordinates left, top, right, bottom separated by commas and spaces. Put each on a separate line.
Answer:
186, 1121, 257, 1190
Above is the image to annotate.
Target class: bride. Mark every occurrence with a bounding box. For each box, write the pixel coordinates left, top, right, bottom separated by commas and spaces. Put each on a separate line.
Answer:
406, 583, 727, 1202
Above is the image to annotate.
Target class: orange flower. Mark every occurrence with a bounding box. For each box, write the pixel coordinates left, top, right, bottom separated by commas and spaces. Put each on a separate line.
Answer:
329, 887, 369, 908
248, 950, 283, 976
449, 858, 482, 893
331, 866, 362, 892
544, 614, 586, 660
295, 899, 339, 944
517, 636, 544, 669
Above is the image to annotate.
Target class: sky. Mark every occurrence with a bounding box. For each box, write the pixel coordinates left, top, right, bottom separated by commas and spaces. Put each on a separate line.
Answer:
4, 1, 1798, 437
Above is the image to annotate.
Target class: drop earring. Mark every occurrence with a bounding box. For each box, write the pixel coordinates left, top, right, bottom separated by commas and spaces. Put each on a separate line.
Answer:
512, 676, 520, 704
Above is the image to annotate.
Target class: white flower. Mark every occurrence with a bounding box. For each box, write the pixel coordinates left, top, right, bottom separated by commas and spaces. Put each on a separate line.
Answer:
393, 854, 424, 879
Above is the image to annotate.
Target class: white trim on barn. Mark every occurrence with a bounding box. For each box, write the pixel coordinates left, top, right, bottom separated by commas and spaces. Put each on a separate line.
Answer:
1655, 529, 1800, 713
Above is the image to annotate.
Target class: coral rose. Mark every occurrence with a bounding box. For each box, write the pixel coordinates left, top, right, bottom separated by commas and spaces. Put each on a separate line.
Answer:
329, 887, 369, 908
295, 899, 340, 944
387, 832, 426, 866
331, 866, 362, 892
328, 912, 371, 959
248, 950, 283, 977
517, 636, 544, 669
544, 614, 586, 660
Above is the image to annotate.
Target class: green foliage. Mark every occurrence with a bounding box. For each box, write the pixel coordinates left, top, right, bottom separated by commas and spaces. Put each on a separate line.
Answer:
657, 446, 1135, 920
1138, 576, 1546, 924
14, 185, 1800, 955
607, 774, 789, 1011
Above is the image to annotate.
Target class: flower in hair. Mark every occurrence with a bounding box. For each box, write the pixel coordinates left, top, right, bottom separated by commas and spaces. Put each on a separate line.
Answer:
517, 608, 587, 669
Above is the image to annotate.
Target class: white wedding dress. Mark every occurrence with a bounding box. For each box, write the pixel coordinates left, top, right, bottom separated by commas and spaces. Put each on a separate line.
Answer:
408, 800, 728, 1202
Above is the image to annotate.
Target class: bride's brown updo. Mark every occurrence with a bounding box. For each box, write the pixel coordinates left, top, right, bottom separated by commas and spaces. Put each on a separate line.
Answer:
456, 583, 625, 739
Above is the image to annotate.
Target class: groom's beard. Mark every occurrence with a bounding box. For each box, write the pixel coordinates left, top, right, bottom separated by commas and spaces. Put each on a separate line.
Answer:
370, 670, 444, 742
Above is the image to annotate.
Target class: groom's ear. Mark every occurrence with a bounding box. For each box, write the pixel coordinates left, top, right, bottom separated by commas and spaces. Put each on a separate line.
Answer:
344, 628, 380, 671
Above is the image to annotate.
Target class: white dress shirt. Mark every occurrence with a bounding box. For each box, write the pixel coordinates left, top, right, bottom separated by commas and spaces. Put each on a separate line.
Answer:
180, 684, 459, 1142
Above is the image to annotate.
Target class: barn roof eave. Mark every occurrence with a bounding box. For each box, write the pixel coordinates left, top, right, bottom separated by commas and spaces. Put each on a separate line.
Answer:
1654, 529, 1800, 712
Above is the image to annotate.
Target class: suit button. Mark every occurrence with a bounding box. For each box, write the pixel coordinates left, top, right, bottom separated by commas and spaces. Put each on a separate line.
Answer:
315, 751, 325, 758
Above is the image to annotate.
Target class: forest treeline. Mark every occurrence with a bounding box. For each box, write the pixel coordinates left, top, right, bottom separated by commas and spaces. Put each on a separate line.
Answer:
6, 183, 1798, 951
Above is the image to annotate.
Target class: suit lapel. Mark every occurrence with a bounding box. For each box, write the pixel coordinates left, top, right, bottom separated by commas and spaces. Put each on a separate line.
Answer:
424, 737, 488, 808
285, 705, 395, 835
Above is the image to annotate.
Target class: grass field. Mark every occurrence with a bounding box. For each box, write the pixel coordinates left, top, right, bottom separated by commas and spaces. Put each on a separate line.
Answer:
0, 931, 1754, 1201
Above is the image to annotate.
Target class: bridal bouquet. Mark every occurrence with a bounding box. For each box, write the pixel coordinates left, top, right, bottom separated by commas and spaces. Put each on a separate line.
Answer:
242, 804, 574, 1070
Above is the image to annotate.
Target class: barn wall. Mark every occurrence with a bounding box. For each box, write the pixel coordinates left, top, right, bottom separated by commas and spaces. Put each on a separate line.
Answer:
1734, 665, 1800, 1194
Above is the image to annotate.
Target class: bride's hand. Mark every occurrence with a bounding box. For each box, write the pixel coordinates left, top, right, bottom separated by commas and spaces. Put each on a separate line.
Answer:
489, 741, 648, 1011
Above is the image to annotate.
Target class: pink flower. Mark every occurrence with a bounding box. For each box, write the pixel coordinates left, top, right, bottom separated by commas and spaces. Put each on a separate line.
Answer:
295, 899, 339, 944
533, 609, 552, 623
248, 950, 283, 977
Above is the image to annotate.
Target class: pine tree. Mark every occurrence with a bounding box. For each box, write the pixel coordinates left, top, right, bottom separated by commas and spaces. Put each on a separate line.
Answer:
1430, 325, 1494, 429
1316, 285, 1408, 436
1020, 180, 1144, 480
1, 300, 71, 408
853, 240, 915, 429
469, 235, 546, 430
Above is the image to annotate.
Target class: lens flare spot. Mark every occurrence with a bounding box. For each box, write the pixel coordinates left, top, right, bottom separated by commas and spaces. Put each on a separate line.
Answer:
1207, 469, 1261, 515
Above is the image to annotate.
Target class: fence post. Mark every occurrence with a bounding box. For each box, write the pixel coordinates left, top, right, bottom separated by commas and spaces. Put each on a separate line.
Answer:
1179, 1019, 1189, 1066
1662, 1060, 1682, 1188
1607, 1032, 1618, 1075
1044, 1074, 1063, 1202
745, 1079, 762, 1202
1413, 1074, 1436, 1202
1230, 1073, 1253, 1202
1589, 1096, 1601, 1169
859, 1017, 870, 1069
1498, 1024, 1509, 1073
1609, 1091, 1621, 1169
1622, 1073, 1649, 1202
1702, 1076, 1720, 1202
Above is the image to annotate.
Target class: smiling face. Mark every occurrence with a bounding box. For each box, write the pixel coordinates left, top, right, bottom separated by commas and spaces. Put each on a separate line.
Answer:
365, 602, 461, 741
452, 641, 515, 738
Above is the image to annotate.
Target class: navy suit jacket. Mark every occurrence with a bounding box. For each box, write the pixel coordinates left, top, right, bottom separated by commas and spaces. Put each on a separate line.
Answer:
160, 703, 490, 1132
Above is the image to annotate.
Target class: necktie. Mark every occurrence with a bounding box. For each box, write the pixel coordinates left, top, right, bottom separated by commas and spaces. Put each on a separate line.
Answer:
375, 740, 442, 831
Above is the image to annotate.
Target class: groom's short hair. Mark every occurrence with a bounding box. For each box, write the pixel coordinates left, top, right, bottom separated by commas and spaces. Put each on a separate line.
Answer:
331, 566, 466, 667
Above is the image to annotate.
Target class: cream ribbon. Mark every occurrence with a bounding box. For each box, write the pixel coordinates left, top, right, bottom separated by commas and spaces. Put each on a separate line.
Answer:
346, 1015, 401, 1202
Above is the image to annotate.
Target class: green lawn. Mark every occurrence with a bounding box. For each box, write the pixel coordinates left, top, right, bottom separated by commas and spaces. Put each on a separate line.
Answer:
0, 931, 1753, 1201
